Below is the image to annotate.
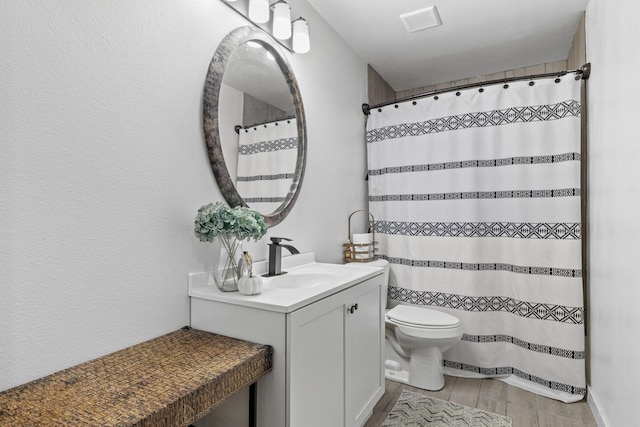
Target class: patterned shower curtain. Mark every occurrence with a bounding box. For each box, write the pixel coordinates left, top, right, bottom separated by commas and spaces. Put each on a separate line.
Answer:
236, 117, 298, 214
366, 76, 585, 402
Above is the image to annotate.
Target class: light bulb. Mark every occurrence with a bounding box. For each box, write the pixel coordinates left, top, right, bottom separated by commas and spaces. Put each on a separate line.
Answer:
272, 1, 292, 40
248, 0, 269, 24
292, 18, 310, 53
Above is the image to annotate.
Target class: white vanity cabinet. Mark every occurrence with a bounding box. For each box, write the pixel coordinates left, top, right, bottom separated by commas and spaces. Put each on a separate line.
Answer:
189, 259, 384, 427
289, 275, 383, 427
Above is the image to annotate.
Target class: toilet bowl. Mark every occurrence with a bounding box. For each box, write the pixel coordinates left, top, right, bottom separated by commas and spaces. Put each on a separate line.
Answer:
351, 259, 463, 391
385, 304, 462, 390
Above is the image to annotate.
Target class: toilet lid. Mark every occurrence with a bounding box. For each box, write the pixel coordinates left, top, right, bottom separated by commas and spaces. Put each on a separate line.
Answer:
387, 305, 460, 328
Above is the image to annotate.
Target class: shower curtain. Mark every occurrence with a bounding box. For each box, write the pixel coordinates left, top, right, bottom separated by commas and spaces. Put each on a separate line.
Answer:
366, 76, 585, 402
236, 117, 298, 213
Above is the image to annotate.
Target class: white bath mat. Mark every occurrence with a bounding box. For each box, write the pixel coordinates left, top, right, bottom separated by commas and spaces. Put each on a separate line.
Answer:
382, 389, 512, 427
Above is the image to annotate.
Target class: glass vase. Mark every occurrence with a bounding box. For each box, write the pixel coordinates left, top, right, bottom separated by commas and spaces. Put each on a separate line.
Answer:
212, 234, 243, 292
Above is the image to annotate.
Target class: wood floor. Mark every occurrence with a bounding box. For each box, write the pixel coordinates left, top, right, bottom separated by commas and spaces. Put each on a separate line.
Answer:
364, 376, 598, 427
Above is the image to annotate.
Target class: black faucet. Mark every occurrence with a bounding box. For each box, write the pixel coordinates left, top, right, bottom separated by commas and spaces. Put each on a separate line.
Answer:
265, 237, 300, 277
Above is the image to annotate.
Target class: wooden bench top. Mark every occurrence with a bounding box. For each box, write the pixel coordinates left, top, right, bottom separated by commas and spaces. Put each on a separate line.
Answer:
0, 327, 273, 426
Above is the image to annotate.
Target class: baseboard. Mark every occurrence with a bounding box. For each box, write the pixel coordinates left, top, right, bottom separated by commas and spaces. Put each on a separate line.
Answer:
587, 386, 608, 427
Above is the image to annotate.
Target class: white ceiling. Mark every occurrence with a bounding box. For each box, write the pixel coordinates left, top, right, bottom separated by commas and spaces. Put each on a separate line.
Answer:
306, 0, 589, 91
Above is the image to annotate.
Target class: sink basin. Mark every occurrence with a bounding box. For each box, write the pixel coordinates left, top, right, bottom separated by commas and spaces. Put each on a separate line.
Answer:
262, 265, 348, 290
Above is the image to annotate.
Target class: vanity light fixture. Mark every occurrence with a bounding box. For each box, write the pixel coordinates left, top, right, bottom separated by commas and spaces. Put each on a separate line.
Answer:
248, 0, 270, 23
292, 18, 310, 54
219, 0, 310, 54
272, 1, 292, 40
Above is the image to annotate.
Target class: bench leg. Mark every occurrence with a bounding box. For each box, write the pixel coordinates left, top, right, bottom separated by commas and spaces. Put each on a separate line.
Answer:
189, 382, 258, 427
249, 382, 257, 427
249, 382, 258, 427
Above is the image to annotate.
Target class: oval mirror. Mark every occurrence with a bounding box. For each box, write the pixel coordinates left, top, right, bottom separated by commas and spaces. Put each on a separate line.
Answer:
203, 26, 307, 227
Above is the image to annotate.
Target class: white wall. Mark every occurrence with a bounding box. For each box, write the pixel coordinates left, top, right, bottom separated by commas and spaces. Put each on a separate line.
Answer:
0, 0, 368, 392
585, 1, 640, 426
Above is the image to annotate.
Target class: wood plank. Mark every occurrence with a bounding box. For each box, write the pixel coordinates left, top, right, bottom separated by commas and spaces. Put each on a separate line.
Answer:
546, 60, 568, 73
364, 377, 598, 427
536, 393, 570, 418
486, 71, 507, 81
363, 410, 388, 427
567, 12, 586, 70
420, 374, 456, 401
449, 377, 481, 408
505, 67, 526, 79
368, 65, 396, 105
382, 381, 405, 411
538, 411, 573, 427
453, 79, 470, 88
524, 64, 547, 75
507, 383, 538, 412
507, 402, 540, 427
377, 379, 402, 412
477, 378, 508, 416
566, 400, 599, 427
468, 75, 487, 85
388, 58, 576, 105
507, 384, 539, 427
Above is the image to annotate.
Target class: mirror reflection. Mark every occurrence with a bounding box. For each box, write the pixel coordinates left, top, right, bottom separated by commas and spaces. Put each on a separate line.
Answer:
218, 40, 298, 215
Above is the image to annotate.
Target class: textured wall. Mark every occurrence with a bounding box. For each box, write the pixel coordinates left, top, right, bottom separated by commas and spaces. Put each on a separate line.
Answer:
0, 0, 368, 392
585, 1, 640, 426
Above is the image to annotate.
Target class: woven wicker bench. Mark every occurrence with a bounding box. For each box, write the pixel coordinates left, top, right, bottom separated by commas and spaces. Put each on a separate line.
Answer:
0, 326, 273, 427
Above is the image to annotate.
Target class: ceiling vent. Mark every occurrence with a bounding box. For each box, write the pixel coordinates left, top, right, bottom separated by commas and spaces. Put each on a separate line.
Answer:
400, 6, 442, 33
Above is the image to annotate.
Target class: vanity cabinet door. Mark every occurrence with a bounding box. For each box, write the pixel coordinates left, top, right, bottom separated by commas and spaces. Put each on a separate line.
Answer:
288, 295, 345, 427
288, 276, 384, 427
345, 278, 385, 427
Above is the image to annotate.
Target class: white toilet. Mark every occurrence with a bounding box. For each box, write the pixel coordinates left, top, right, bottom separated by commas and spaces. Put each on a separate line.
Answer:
363, 259, 463, 391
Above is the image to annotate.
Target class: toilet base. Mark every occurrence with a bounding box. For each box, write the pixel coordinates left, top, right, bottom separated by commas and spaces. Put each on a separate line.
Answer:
384, 347, 446, 391
384, 363, 444, 391
384, 367, 410, 384
407, 346, 445, 390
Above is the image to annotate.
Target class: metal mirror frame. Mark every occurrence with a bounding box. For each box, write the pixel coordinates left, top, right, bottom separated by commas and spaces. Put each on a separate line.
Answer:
203, 26, 307, 227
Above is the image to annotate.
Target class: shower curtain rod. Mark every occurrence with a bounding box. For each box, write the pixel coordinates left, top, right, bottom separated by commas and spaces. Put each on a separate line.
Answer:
362, 62, 591, 115
234, 114, 296, 134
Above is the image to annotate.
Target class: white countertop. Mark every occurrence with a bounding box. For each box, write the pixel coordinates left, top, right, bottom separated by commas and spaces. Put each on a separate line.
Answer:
188, 252, 383, 313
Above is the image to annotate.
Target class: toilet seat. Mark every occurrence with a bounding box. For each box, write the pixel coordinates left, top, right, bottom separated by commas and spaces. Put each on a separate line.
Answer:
386, 305, 460, 329
386, 305, 462, 339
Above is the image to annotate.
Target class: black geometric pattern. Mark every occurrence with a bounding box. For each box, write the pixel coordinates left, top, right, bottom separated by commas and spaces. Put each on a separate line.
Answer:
369, 188, 580, 202
388, 286, 584, 324
367, 100, 581, 143
238, 137, 298, 155
461, 334, 585, 359
382, 390, 512, 427
368, 152, 580, 176
384, 256, 582, 278
375, 221, 581, 239
242, 197, 285, 203
443, 360, 586, 397
237, 173, 295, 182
